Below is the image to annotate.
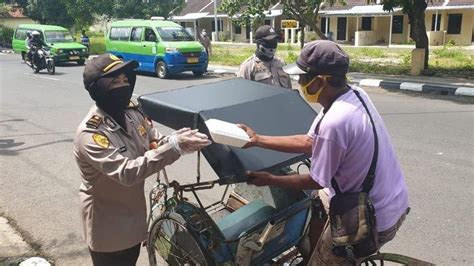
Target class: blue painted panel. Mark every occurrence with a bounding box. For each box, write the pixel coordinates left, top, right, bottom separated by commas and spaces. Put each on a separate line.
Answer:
106, 50, 208, 75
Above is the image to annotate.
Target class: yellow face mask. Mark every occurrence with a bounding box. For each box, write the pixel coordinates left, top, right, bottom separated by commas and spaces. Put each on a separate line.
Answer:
301, 76, 325, 103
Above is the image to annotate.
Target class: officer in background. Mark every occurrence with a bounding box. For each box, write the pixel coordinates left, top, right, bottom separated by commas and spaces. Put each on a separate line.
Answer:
73, 53, 211, 265
237, 25, 292, 89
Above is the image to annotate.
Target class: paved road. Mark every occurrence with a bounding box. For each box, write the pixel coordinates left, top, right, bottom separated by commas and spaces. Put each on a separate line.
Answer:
1, 52, 473, 265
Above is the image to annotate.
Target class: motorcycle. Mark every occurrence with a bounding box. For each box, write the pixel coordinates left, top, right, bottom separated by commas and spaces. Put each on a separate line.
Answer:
26, 46, 55, 75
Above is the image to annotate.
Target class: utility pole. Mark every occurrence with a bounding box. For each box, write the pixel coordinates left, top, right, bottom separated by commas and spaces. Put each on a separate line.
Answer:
213, 0, 219, 41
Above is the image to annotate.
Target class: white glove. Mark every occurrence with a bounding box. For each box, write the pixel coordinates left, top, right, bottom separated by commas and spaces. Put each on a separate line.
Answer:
167, 128, 212, 155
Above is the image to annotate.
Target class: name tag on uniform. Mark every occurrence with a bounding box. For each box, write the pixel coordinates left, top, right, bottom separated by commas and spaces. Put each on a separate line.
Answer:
119, 146, 127, 153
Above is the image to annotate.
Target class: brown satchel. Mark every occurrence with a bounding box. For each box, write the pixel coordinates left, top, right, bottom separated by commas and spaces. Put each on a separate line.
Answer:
329, 90, 379, 259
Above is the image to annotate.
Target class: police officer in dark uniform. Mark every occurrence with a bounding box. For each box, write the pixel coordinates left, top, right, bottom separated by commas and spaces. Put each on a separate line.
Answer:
73, 53, 211, 265
237, 25, 292, 89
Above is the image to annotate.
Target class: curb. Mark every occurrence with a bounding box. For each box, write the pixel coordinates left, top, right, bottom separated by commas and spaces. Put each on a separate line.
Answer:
359, 78, 474, 97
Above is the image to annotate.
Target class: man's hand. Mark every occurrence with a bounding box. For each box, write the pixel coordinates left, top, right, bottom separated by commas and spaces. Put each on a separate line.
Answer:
237, 124, 259, 148
247, 171, 274, 186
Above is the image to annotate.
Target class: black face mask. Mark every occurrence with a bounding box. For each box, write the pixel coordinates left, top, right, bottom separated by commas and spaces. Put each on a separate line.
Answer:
97, 86, 132, 129
255, 39, 278, 61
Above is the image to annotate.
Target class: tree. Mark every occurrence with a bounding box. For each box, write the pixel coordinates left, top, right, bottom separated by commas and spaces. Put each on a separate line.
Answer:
17, 0, 186, 31
378, 0, 437, 70
24, 0, 74, 28
220, 0, 341, 48
62, 0, 97, 30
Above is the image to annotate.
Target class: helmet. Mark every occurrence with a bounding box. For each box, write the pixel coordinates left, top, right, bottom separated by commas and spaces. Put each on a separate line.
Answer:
31, 31, 40, 36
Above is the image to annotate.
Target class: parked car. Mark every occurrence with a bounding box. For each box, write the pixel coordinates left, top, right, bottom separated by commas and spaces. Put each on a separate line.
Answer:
12, 24, 89, 65
106, 19, 208, 78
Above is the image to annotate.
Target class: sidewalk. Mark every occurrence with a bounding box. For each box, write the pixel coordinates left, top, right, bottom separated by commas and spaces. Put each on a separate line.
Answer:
207, 64, 474, 97
0, 217, 50, 266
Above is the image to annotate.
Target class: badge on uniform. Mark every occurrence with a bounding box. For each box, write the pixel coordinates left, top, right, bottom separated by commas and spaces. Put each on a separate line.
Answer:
138, 125, 147, 137
92, 134, 110, 149
104, 117, 117, 129
119, 146, 127, 153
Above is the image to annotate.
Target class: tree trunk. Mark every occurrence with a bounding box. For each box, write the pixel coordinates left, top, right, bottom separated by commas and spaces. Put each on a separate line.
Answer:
407, 0, 429, 69
300, 25, 305, 49
313, 26, 327, 40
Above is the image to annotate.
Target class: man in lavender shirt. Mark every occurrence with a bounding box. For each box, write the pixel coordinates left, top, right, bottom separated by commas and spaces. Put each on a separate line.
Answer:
239, 40, 409, 264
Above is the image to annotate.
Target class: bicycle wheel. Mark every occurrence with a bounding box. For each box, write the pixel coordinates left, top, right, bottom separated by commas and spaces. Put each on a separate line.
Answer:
148, 211, 213, 266
362, 252, 435, 265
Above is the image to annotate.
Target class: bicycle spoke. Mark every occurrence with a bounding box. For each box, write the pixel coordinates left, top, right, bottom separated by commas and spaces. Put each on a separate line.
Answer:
151, 218, 207, 265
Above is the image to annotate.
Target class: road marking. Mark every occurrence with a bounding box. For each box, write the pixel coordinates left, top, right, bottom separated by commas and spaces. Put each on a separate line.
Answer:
24, 73, 60, 81
400, 82, 423, 92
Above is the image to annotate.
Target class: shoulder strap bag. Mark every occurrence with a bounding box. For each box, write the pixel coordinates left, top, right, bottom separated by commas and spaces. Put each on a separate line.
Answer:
329, 89, 379, 260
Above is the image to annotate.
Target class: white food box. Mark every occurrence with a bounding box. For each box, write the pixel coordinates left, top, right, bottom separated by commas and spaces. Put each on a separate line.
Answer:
205, 119, 250, 148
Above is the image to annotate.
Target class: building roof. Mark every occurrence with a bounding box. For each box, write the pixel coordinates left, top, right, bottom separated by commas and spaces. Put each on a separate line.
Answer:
321, 0, 366, 11
447, 0, 474, 6
320, 0, 473, 16
173, 0, 473, 21
177, 0, 212, 16
0, 6, 27, 18
321, 4, 401, 17
173, 0, 283, 20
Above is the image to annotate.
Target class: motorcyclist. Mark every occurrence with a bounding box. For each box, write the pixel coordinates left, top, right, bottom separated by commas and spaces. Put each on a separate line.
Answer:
28, 31, 48, 66
25, 31, 33, 64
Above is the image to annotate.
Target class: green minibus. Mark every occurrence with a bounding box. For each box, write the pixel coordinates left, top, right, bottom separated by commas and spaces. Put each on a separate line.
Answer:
106, 19, 208, 78
12, 24, 89, 65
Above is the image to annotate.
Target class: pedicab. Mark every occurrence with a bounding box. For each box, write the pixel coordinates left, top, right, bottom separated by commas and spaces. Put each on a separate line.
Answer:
138, 78, 433, 266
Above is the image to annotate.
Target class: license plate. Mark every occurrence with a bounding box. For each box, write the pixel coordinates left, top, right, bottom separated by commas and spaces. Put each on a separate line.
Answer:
70, 56, 80, 60
187, 57, 199, 64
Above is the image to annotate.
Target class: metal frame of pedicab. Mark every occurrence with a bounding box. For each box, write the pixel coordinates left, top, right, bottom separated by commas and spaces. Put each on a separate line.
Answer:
145, 152, 315, 265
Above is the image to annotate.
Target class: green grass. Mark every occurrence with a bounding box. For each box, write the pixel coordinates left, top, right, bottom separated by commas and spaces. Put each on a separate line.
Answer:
345, 47, 387, 58
211, 44, 473, 79
88, 36, 106, 55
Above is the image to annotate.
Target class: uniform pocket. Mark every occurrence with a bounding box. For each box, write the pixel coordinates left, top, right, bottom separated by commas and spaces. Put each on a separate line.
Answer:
278, 70, 291, 88
254, 71, 272, 81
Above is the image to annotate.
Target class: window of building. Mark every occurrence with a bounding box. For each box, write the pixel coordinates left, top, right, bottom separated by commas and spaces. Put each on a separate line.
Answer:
321, 17, 330, 34
130, 27, 143, 42
431, 14, 441, 31
264, 19, 271, 25
234, 23, 242, 34
447, 14, 462, 34
180, 22, 186, 28
392, 15, 404, 34
109, 27, 131, 41
212, 19, 224, 31
361, 17, 372, 31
